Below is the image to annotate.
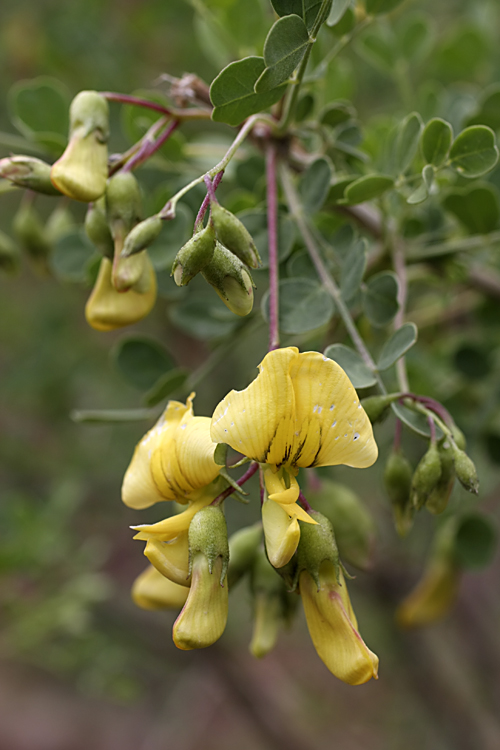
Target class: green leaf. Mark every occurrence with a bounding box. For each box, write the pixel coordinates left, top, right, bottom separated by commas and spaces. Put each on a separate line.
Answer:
320, 101, 356, 128
340, 239, 367, 302
394, 112, 423, 174
286, 250, 318, 280
238, 210, 296, 268
170, 292, 239, 340
210, 57, 287, 127
391, 402, 443, 439
299, 157, 332, 212
362, 272, 399, 327
327, 0, 351, 27
295, 92, 315, 121
113, 336, 175, 391
8, 77, 70, 145
466, 85, 500, 131
255, 15, 310, 93
421, 118, 453, 167
262, 278, 334, 334
377, 323, 418, 371
454, 514, 497, 570
323, 344, 377, 389
407, 180, 428, 205
365, 0, 405, 14
442, 184, 500, 235
342, 174, 394, 205
398, 14, 433, 63
328, 177, 357, 203
270, 0, 327, 31
49, 230, 96, 283
449, 125, 499, 178
214, 443, 229, 466
143, 368, 189, 407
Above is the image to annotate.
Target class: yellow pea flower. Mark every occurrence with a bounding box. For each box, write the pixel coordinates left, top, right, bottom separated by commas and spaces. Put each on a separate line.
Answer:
211, 347, 378, 565
85, 255, 157, 331
300, 560, 379, 685
396, 558, 461, 628
132, 565, 189, 610
122, 395, 221, 510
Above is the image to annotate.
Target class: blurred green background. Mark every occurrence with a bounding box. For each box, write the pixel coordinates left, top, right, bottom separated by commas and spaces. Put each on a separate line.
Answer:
1, 1, 500, 749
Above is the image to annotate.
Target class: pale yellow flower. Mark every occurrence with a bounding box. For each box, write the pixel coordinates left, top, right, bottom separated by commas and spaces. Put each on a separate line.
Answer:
396, 559, 460, 628
132, 565, 189, 610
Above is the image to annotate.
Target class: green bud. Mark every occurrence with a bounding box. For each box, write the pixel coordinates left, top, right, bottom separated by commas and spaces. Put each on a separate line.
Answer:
188, 505, 229, 585
45, 205, 74, 243
249, 546, 287, 659
69, 90, 109, 141
307, 480, 375, 570
360, 394, 395, 424
0, 229, 20, 274
122, 215, 163, 258
410, 442, 442, 510
210, 202, 261, 268
12, 203, 51, 262
384, 450, 414, 537
294, 511, 340, 591
0, 156, 61, 196
202, 241, 254, 316
426, 439, 455, 515
105, 172, 143, 240
450, 422, 466, 451
171, 223, 216, 286
227, 523, 262, 589
85, 197, 114, 258
113, 250, 148, 292
450, 444, 479, 494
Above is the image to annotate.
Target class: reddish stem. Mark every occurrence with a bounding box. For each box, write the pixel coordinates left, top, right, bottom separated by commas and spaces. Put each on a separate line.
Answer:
194, 171, 224, 231
122, 119, 179, 173
298, 491, 313, 512
212, 461, 259, 506
427, 415, 437, 444
394, 418, 402, 452
100, 91, 172, 116
266, 142, 280, 351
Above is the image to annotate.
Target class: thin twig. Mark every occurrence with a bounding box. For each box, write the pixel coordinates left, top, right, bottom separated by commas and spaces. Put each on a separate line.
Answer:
212, 462, 259, 506
100, 91, 211, 121
266, 142, 280, 351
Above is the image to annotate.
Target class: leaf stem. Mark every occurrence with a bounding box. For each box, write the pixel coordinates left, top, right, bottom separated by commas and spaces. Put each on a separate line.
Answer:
100, 91, 210, 121
122, 119, 179, 173
266, 142, 280, 351
212, 461, 259, 506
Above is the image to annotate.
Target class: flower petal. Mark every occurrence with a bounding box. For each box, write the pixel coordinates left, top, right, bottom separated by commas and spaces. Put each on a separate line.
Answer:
300, 562, 379, 685
262, 497, 301, 568
132, 491, 214, 541
132, 565, 189, 610
211, 347, 298, 466
144, 535, 191, 587
289, 352, 378, 469
396, 560, 460, 629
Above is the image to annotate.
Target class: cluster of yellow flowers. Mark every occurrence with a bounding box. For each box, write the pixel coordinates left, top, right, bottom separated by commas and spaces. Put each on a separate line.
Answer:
124, 346, 380, 685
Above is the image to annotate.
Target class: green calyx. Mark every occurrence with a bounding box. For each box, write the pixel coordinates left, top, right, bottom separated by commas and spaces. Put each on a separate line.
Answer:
294, 511, 340, 591
0, 156, 61, 196
202, 241, 255, 316
105, 172, 143, 239
210, 202, 261, 269
172, 222, 216, 286
188, 505, 230, 585
384, 449, 414, 537
69, 90, 109, 142
410, 442, 442, 510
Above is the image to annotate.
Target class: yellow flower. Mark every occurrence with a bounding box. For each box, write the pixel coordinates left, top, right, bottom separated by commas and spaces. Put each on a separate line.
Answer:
396, 559, 460, 629
85, 256, 157, 331
211, 347, 377, 566
122, 395, 221, 510
132, 565, 189, 610
300, 560, 379, 685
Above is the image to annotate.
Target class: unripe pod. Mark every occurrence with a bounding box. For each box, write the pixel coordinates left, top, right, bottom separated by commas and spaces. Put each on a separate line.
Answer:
202, 241, 254, 317
249, 546, 287, 659
122, 215, 163, 258
451, 444, 479, 494
85, 197, 114, 258
210, 202, 261, 268
171, 223, 216, 286
360, 394, 394, 424
384, 450, 414, 537
105, 172, 144, 291
410, 442, 442, 510
426, 439, 455, 515
0, 156, 61, 196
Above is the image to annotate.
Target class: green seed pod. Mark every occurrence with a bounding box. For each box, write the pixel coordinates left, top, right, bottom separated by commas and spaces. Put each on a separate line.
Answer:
85, 197, 114, 258
188, 505, 229, 585
210, 202, 261, 268
450, 423, 466, 451
384, 450, 414, 537
202, 241, 254, 317
122, 215, 163, 258
294, 511, 340, 591
171, 223, 216, 286
360, 395, 395, 424
227, 523, 262, 589
12, 203, 51, 262
450, 444, 479, 495
249, 546, 288, 659
410, 442, 442, 510
307, 480, 375, 570
0, 229, 20, 274
106, 172, 143, 240
426, 439, 455, 515
45, 204, 75, 243
0, 156, 61, 196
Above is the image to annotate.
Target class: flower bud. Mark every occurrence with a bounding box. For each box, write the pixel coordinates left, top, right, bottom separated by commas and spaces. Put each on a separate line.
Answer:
45, 204, 75, 243
249, 546, 287, 659
105, 172, 145, 290
450, 444, 479, 494
132, 565, 189, 610
144, 535, 191, 588
227, 523, 262, 589
410, 442, 442, 510
360, 394, 394, 424
51, 90, 109, 202
210, 202, 260, 268
112, 249, 148, 292
202, 242, 254, 316
0, 230, 20, 274
85, 197, 114, 258
122, 215, 163, 258
426, 439, 455, 515
12, 203, 51, 262
307, 480, 375, 570
188, 505, 229, 584
0, 155, 61, 195
172, 223, 216, 286
85, 256, 157, 331
383, 449, 414, 537
294, 511, 340, 590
